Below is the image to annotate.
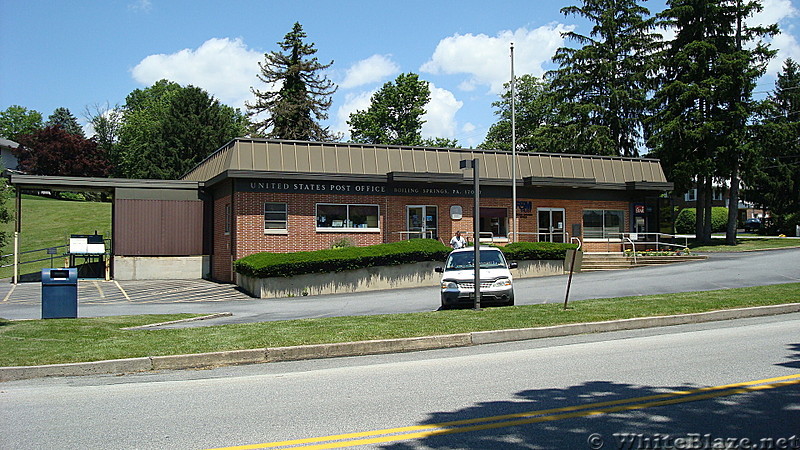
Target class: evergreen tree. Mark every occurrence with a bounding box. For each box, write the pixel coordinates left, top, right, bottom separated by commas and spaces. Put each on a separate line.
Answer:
118, 80, 247, 179
548, 0, 660, 157
247, 22, 337, 141
47, 107, 84, 137
647, 0, 775, 243
161, 86, 249, 178
348, 73, 430, 146
744, 58, 800, 227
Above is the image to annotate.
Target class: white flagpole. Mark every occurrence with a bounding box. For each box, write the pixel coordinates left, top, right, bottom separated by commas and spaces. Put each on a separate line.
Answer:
511, 43, 517, 243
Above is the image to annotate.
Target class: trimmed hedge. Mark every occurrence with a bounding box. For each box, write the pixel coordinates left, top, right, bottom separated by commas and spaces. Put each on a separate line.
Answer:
675, 207, 728, 234
501, 241, 578, 261
234, 239, 579, 279
234, 239, 450, 278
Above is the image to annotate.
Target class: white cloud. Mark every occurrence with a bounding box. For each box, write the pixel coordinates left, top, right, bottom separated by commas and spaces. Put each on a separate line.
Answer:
331, 84, 462, 142
128, 0, 152, 12
748, 0, 800, 74
420, 24, 573, 94
340, 54, 399, 89
421, 84, 462, 139
131, 37, 263, 110
333, 90, 374, 139
750, 0, 798, 29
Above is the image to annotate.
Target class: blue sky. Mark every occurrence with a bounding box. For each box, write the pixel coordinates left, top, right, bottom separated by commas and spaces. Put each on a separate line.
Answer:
2, 0, 799, 148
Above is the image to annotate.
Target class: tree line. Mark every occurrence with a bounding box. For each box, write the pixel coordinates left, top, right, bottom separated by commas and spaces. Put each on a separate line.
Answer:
1, 0, 798, 241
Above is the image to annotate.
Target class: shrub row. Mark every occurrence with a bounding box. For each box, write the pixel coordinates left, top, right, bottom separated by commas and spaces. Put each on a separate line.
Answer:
234, 239, 450, 278
501, 241, 578, 261
234, 239, 578, 279
675, 207, 729, 234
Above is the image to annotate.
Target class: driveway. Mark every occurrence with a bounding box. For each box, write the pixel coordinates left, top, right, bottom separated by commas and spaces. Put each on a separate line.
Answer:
0, 248, 798, 325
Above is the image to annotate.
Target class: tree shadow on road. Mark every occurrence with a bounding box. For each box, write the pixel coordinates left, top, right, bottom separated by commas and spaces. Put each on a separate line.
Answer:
380, 367, 800, 449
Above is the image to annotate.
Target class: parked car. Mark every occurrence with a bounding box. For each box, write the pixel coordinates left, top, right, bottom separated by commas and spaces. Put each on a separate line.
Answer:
743, 218, 761, 232
434, 246, 517, 309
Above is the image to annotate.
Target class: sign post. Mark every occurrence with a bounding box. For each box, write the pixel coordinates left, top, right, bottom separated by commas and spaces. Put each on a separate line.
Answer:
460, 158, 481, 310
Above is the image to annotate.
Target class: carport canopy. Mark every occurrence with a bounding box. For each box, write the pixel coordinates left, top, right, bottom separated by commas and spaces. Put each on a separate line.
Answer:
7, 174, 202, 283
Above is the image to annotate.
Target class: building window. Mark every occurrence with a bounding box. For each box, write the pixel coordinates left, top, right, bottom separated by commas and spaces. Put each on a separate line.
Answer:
316, 204, 379, 231
224, 203, 231, 235
583, 209, 625, 239
264, 202, 288, 233
684, 189, 697, 202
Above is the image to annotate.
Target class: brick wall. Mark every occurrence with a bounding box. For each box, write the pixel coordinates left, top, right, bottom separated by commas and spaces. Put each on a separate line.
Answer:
212, 192, 233, 282
212, 191, 631, 282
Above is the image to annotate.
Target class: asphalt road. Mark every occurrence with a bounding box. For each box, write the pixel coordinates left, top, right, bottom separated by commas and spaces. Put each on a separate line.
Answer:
1, 248, 798, 325
2, 313, 798, 449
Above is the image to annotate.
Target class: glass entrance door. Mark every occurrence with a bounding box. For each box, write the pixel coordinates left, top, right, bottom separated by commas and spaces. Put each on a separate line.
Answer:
407, 205, 438, 239
537, 208, 565, 242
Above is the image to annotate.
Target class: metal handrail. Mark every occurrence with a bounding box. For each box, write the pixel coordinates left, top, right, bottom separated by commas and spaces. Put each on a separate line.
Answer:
623, 236, 637, 265
570, 236, 582, 251
462, 231, 494, 244
509, 231, 572, 244
622, 232, 690, 252
396, 230, 435, 240
0, 244, 70, 269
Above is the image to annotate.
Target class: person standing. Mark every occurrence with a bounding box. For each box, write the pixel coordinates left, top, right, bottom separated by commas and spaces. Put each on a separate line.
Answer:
450, 230, 467, 249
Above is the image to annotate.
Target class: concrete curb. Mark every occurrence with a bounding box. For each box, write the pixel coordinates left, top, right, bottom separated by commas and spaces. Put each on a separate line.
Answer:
2, 303, 798, 382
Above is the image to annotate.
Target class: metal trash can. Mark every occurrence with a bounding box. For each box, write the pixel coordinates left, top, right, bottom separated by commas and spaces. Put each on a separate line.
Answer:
41, 268, 78, 319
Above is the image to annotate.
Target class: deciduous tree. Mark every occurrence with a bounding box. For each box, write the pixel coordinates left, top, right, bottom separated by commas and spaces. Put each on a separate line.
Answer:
0, 105, 43, 140
481, 75, 559, 153
14, 126, 111, 177
348, 73, 430, 146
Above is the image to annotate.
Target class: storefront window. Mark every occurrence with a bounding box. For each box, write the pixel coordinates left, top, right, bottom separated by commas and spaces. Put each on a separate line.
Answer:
583, 209, 625, 239
316, 204, 379, 230
264, 202, 287, 231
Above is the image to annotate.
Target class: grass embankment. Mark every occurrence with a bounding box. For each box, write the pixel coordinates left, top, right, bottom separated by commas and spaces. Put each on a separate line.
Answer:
1, 283, 799, 367
688, 238, 800, 252
0, 195, 112, 279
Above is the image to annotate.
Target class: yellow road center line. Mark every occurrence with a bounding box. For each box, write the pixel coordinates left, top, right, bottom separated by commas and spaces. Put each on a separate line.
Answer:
208, 373, 800, 450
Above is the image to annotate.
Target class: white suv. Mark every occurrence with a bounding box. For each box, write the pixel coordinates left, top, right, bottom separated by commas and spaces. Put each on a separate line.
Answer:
434, 246, 517, 309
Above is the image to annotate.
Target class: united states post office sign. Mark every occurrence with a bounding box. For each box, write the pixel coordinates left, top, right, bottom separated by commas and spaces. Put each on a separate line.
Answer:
237, 179, 509, 198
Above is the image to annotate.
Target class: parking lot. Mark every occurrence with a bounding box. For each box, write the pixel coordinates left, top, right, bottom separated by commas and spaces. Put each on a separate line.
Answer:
0, 278, 253, 306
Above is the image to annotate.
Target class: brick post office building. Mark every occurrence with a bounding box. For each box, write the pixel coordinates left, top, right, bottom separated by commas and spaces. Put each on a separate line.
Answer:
182, 138, 673, 283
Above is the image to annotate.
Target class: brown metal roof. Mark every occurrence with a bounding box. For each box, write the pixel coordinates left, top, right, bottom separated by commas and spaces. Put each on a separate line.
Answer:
10, 174, 201, 192
182, 138, 672, 189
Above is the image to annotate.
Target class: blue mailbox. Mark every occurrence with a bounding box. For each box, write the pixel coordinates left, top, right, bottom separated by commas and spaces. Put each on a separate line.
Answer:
41, 268, 78, 319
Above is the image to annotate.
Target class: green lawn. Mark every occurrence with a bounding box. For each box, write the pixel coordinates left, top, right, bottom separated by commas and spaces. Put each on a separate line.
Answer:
0, 195, 112, 280
688, 237, 800, 252
1, 282, 798, 367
